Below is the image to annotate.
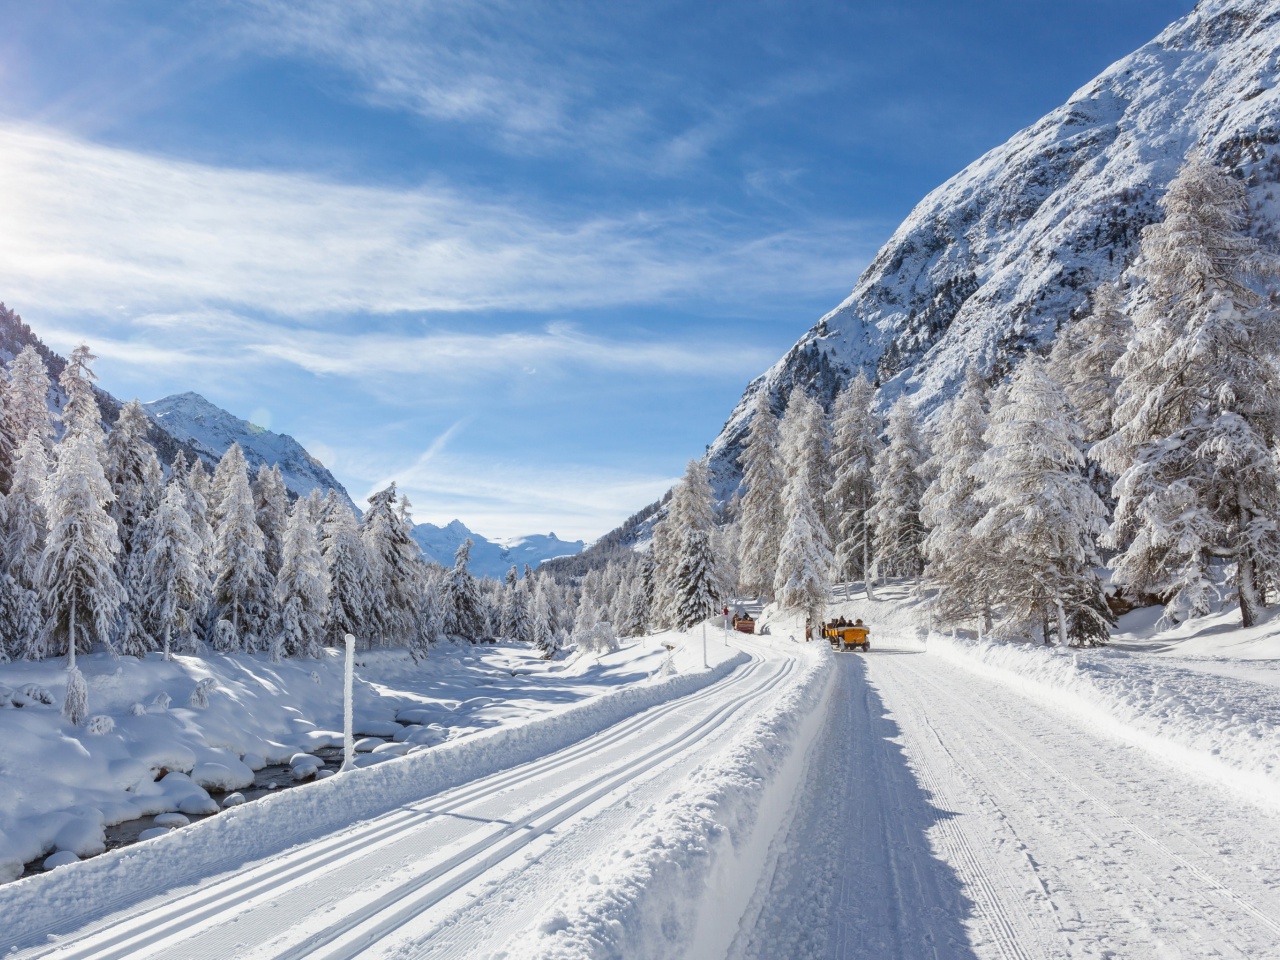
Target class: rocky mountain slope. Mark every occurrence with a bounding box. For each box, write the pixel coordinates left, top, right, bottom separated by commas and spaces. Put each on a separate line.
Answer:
411, 519, 583, 579
706, 0, 1280, 496
144, 392, 354, 508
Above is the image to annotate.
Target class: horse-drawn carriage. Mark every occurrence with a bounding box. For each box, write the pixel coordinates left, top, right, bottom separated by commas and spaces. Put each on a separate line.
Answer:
822, 619, 870, 652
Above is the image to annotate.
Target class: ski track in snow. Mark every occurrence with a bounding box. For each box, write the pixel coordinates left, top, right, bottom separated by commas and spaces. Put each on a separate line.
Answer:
738, 637, 1280, 960
10, 636, 801, 960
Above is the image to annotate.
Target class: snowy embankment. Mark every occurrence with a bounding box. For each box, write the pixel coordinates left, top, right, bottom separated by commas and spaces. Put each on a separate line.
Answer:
1, 638, 749, 948
929, 632, 1280, 811
515, 621, 834, 960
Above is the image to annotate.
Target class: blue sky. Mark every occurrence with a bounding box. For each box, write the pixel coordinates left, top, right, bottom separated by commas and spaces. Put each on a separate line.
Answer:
0, 0, 1194, 539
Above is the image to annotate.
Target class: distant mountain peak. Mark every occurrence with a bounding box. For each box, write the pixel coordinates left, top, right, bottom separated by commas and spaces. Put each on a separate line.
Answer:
145, 392, 354, 508
410, 521, 583, 579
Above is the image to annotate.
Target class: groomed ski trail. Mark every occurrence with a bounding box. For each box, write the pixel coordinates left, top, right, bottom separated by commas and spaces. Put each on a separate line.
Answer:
736, 634, 1280, 960
12, 635, 806, 960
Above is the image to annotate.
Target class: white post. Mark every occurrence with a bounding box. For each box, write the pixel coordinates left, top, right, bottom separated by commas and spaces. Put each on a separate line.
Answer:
342, 633, 355, 772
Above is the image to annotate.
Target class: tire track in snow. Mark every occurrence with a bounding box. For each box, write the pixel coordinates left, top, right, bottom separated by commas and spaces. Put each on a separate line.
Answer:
882, 651, 1280, 958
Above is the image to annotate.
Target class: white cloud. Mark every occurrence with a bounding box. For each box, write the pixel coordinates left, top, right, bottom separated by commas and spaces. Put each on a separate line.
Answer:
0, 123, 865, 322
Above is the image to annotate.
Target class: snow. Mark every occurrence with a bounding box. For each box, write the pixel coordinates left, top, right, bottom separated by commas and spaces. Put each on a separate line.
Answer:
0, 628, 751, 948
3, 589, 1279, 958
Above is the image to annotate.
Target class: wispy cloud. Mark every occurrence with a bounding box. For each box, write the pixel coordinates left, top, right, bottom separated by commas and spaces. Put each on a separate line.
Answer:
0, 123, 867, 322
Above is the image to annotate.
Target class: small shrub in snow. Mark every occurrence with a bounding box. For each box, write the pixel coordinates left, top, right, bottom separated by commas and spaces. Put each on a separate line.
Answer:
21, 684, 54, 706
152, 690, 171, 712
310, 671, 321, 684
189, 677, 217, 708
130, 702, 147, 716
86, 715, 115, 736
63, 668, 88, 725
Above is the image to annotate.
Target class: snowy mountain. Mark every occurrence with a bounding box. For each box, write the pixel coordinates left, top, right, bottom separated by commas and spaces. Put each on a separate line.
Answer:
144, 392, 355, 508
707, 0, 1280, 496
410, 519, 584, 579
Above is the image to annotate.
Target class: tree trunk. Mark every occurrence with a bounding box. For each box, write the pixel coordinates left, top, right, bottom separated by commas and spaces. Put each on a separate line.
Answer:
1056, 599, 1069, 648
1237, 493, 1261, 628
164, 620, 172, 662
68, 594, 77, 670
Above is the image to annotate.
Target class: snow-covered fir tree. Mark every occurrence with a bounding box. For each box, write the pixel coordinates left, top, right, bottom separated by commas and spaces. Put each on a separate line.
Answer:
1049, 280, 1129, 447
38, 431, 124, 662
870, 397, 928, 580
973, 356, 1112, 645
921, 364, 993, 629
666, 458, 722, 629
105, 400, 164, 651
3, 346, 53, 457
319, 492, 370, 648
59, 345, 105, 451
209, 444, 273, 650
828, 372, 882, 597
2, 432, 48, 659
1096, 157, 1280, 628
411, 571, 447, 660
779, 387, 833, 543
774, 446, 833, 625
360, 482, 422, 646
737, 388, 786, 601
530, 576, 559, 656
139, 482, 211, 659
253, 464, 290, 579
443, 538, 485, 640
275, 498, 328, 658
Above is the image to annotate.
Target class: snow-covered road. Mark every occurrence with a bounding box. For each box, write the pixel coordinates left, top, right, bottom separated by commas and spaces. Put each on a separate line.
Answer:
737, 635, 1280, 960
8, 634, 805, 960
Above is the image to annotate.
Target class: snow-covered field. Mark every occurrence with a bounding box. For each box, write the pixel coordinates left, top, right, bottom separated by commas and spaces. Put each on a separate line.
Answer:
5, 590, 1280, 959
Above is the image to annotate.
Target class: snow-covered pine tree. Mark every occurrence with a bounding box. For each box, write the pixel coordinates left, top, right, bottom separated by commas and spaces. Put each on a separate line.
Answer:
509, 578, 533, 643
140, 482, 211, 659
105, 400, 163, 560
780, 387, 833, 545
360, 483, 422, 646
774, 445, 833, 625
973, 356, 1112, 645
0, 376, 14, 495
210, 444, 273, 650
39, 431, 125, 661
275, 498, 327, 658
253, 464, 290, 579
666, 458, 722, 629
920, 364, 993, 629
4, 346, 53, 455
59, 345, 106, 452
828, 372, 883, 597
443, 538, 485, 640
1049, 280, 1129, 446
531, 576, 558, 655
2, 432, 48, 659
736, 389, 787, 602
410, 570, 446, 659
320, 492, 371, 648
870, 397, 928, 581
1096, 157, 1280, 628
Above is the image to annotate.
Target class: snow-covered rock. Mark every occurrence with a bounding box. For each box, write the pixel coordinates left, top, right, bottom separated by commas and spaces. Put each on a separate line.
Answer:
707, 0, 1280, 497
143, 392, 354, 508
411, 519, 583, 579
